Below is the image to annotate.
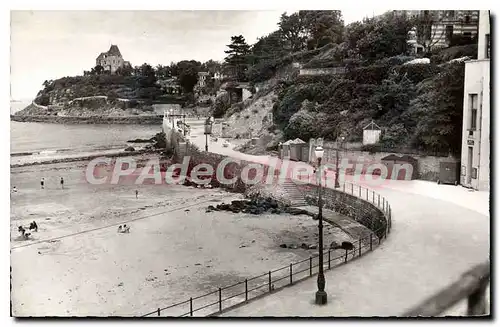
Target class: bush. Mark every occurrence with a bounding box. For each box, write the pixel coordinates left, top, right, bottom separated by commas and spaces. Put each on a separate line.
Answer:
430, 44, 478, 64
360, 144, 382, 154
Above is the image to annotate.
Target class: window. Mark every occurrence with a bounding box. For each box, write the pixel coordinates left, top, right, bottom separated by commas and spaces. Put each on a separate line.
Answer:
447, 10, 455, 18
463, 32, 472, 39
469, 94, 478, 130
486, 34, 490, 58
465, 15, 471, 23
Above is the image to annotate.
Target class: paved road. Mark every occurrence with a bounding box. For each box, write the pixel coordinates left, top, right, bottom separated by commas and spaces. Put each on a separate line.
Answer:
185, 119, 491, 316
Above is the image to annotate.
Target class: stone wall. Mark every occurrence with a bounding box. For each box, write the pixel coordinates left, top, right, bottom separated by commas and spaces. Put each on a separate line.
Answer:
297, 183, 389, 240
172, 140, 276, 194
299, 67, 346, 75
309, 139, 458, 181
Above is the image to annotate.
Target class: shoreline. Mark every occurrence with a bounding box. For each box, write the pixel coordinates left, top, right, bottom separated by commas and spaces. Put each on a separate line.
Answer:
10, 149, 156, 168
11, 114, 164, 125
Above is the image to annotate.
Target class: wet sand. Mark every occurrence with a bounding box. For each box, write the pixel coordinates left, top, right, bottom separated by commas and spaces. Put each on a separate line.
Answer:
10, 157, 353, 317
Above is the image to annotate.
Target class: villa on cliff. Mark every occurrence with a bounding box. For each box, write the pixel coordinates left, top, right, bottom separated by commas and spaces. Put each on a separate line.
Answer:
96, 45, 131, 74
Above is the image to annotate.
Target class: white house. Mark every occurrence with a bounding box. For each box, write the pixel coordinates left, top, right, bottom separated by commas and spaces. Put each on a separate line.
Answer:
460, 10, 490, 190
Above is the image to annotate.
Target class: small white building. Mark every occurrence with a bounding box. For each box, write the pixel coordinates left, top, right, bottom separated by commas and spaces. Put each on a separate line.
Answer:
460, 10, 490, 190
197, 72, 210, 88
362, 121, 382, 145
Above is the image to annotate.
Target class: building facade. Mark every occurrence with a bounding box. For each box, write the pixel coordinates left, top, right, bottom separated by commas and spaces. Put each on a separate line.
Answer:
397, 10, 479, 53
96, 45, 130, 74
429, 10, 479, 48
460, 10, 490, 190
197, 72, 210, 88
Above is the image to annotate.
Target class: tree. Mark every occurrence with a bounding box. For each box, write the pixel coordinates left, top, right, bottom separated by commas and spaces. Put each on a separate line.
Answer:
91, 65, 104, 75
414, 10, 448, 54
224, 35, 251, 81
115, 65, 133, 76
299, 10, 344, 49
278, 13, 307, 52
155, 64, 171, 80
137, 63, 157, 87
353, 12, 414, 61
201, 60, 222, 75
409, 62, 465, 154
176, 60, 200, 94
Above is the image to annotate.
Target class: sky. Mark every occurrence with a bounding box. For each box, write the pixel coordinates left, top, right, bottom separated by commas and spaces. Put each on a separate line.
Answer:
10, 10, 389, 100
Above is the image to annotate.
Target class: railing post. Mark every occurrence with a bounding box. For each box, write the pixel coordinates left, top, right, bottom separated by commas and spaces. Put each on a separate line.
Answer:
157, 308, 160, 316
383, 198, 385, 211
328, 250, 331, 269
218, 288, 222, 312
358, 239, 362, 256
468, 279, 489, 316
378, 194, 380, 206
370, 234, 373, 251
351, 184, 354, 194
245, 279, 248, 301
289, 264, 293, 284
359, 185, 361, 197
343, 183, 345, 192
189, 297, 193, 317
372, 191, 375, 203
366, 188, 368, 200
309, 257, 312, 276
268, 271, 272, 292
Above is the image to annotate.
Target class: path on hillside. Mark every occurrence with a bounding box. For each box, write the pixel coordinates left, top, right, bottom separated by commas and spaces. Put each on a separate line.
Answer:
187, 119, 490, 316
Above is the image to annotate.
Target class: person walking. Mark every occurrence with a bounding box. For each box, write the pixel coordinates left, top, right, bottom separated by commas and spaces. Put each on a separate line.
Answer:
40, 178, 45, 190
60, 177, 64, 189
12, 186, 17, 193
135, 190, 139, 199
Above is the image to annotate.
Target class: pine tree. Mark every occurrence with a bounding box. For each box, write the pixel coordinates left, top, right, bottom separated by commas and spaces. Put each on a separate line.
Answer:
224, 35, 251, 82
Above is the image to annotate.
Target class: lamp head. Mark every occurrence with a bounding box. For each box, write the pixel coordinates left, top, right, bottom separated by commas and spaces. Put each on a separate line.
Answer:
314, 146, 324, 159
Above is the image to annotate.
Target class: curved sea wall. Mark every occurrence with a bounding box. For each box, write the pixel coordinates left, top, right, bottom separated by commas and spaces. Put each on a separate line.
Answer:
299, 183, 390, 240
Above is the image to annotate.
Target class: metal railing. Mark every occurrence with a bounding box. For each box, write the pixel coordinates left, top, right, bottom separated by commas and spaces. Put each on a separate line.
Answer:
404, 261, 490, 317
140, 181, 392, 317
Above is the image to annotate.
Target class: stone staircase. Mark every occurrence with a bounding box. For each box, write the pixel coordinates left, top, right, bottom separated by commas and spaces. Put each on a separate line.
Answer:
281, 178, 308, 207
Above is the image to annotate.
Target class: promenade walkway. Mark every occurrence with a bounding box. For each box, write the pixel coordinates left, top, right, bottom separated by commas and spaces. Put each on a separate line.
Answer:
187, 120, 490, 317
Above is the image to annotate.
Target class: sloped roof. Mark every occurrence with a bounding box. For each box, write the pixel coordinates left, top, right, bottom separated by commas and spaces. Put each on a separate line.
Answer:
96, 52, 106, 61
107, 45, 122, 57
283, 138, 306, 145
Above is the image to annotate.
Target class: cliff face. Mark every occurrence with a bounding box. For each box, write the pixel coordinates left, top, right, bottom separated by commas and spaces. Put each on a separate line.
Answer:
15, 96, 157, 118
15, 73, 178, 122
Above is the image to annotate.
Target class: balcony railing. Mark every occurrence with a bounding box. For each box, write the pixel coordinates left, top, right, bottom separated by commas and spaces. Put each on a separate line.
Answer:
403, 261, 490, 317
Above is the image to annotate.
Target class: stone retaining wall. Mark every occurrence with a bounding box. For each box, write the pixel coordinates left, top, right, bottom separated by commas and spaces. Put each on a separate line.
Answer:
297, 183, 389, 240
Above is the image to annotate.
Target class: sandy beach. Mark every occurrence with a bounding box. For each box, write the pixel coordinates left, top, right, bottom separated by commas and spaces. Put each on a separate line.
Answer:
10, 155, 353, 317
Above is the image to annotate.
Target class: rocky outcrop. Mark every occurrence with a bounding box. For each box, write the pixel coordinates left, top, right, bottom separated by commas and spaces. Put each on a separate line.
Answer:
10, 114, 163, 125
206, 197, 283, 215
13, 95, 160, 124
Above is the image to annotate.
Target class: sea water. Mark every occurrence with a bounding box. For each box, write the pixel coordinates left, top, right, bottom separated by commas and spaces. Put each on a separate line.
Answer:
10, 102, 161, 166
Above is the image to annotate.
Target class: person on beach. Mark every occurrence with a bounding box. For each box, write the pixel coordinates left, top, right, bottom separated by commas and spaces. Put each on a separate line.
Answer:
135, 190, 139, 199
12, 186, 17, 193
60, 177, 64, 189
40, 178, 45, 189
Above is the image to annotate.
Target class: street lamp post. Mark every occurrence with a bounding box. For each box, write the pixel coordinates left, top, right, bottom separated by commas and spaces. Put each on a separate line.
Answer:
334, 136, 345, 189
204, 116, 214, 152
314, 145, 327, 305
169, 109, 174, 129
